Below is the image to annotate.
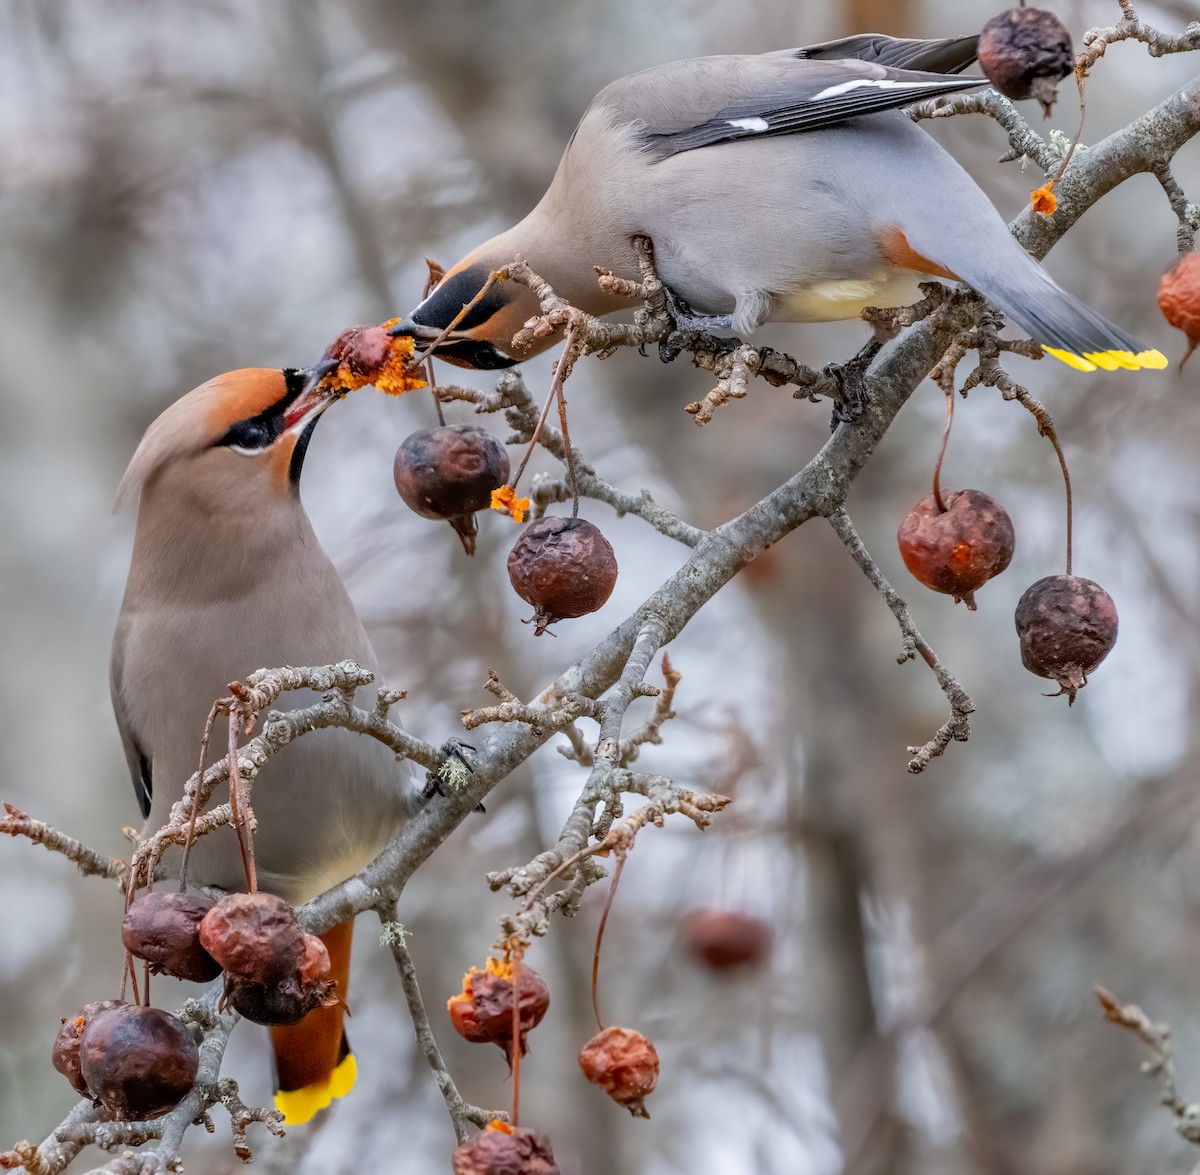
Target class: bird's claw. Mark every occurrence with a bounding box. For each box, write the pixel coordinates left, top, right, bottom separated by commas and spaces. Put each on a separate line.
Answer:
825, 338, 884, 428
662, 283, 735, 334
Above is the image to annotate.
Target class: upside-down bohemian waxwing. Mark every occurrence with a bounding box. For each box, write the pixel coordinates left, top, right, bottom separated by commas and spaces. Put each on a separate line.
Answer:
392, 33, 1166, 375
111, 365, 420, 1125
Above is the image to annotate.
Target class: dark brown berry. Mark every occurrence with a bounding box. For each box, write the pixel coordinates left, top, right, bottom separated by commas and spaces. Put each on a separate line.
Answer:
507, 516, 618, 635
578, 1026, 659, 1118
451, 1121, 561, 1175
1015, 574, 1118, 703
682, 909, 773, 972
121, 892, 221, 983
979, 7, 1074, 116
1158, 252, 1200, 368
226, 972, 336, 1027
898, 489, 1015, 610
447, 958, 550, 1066
52, 1000, 125, 1097
393, 425, 510, 555
198, 893, 304, 988
79, 1004, 199, 1120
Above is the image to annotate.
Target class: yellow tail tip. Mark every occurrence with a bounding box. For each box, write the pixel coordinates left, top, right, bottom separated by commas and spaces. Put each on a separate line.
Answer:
1042, 345, 1169, 372
274, 1052, 357, 1126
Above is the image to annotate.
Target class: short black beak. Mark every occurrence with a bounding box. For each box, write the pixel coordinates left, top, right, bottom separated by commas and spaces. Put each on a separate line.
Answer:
300, 357, 340, 391
388, 317, 439, 343
284, 358, 342, 431
387, 318, 518, 371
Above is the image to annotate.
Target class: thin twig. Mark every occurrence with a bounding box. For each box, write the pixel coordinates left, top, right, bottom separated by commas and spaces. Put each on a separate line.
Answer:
378, 914, 501, 1144
1096, 987, 1200, 1146
827, 508, 974, 772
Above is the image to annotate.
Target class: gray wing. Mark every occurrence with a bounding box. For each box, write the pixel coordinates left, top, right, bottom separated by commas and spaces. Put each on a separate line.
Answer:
111, 622, 153, 819
790, 33, 978, 74
602, 54, 984, 160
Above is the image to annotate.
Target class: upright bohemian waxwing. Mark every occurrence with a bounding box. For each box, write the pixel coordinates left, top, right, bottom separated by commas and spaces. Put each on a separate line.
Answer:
393, 33, 1166, 374
111, 365, 419, 1125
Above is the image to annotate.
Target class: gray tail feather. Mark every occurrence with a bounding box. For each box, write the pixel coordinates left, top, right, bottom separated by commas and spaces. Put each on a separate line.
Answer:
954, 250, 1148, 359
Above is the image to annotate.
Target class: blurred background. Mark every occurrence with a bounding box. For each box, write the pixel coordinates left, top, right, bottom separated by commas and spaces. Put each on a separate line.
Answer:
2, 0, 1199, 1172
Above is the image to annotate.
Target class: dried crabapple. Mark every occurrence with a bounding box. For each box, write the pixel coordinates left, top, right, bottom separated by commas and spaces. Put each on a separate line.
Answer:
393, 424, 510, 555
78, 1004, 199, 1121
198, 892, 304, 988
1015, 574, 1118, 703
682, 908, 773, 971
447, 957, 550, 1065
897, 489, 1015, 609
578, 1026, 660, 1118
1158, 252, 1200, 368
319, 322, 426, 396
507, 516, 618, 635
52, 1000, 125, 1097
297, 932, 331, 986
226, 971, 336, 1027
979, 7, 1074, 116
451, 1120, 561, 1175
121, 891, 221, 983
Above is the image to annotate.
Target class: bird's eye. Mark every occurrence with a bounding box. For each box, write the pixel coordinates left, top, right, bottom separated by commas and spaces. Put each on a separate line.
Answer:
217, 414, 280, 454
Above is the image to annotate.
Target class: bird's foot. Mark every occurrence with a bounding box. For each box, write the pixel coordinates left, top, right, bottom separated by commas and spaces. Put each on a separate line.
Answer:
662, 284, 735, 332
658, 288, 741, 363
825, 338, 884, 428
422, 739, 484, 812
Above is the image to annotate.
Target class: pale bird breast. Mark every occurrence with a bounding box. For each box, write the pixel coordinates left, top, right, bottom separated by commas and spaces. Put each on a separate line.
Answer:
773, 271, 929, 324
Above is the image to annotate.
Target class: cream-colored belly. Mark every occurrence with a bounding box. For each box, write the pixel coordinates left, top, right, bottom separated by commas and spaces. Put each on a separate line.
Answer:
774, 269, 933, 323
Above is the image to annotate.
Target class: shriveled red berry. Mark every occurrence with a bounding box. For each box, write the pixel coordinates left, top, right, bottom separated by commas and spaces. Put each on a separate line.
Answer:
121, 892, 221, 983
447, 958, 550, 1066
979, 7, 1074, 116
198, 893, 303, 987
898, 489, 1015, 610
1015, 574, 1118, 703
79, 1004, 199, 1120
321, 323, 394, 379
451, 1120, 561, 1175
507, 516, 618, 635
578, 1026, 659, 1118
296, 933, 331, 986
52, 1000, 124, 1097
393, 425, 510, 555
682, 909, 773, 972
1158, 252, 1200, 368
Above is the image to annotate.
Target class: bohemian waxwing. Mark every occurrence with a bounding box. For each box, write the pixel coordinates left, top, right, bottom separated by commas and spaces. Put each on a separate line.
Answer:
111, 365, 420, 1125
393, 33, 1166, 374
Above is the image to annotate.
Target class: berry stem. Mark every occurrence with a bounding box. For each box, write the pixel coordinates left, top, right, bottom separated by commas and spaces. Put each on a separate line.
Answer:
227, 712, 258, 894
592, 852, 627, 1033
508, 318, 586, 514
180, 702, 221, 892
510, 951, 522, 1128
509, 378, 560, 492
1045, 71, 1088, 198
555, 375, 580, 520
932, 389, 955, 514
1044, 424, 1073, 576
1013, 393, 1074, 576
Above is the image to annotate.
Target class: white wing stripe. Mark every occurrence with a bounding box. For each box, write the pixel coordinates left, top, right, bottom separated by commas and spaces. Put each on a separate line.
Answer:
811, 78, 938, 100
727, 117, 770, 131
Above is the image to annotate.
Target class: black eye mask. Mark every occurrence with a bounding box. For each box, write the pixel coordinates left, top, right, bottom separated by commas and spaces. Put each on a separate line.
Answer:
217, 411, 284, 451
